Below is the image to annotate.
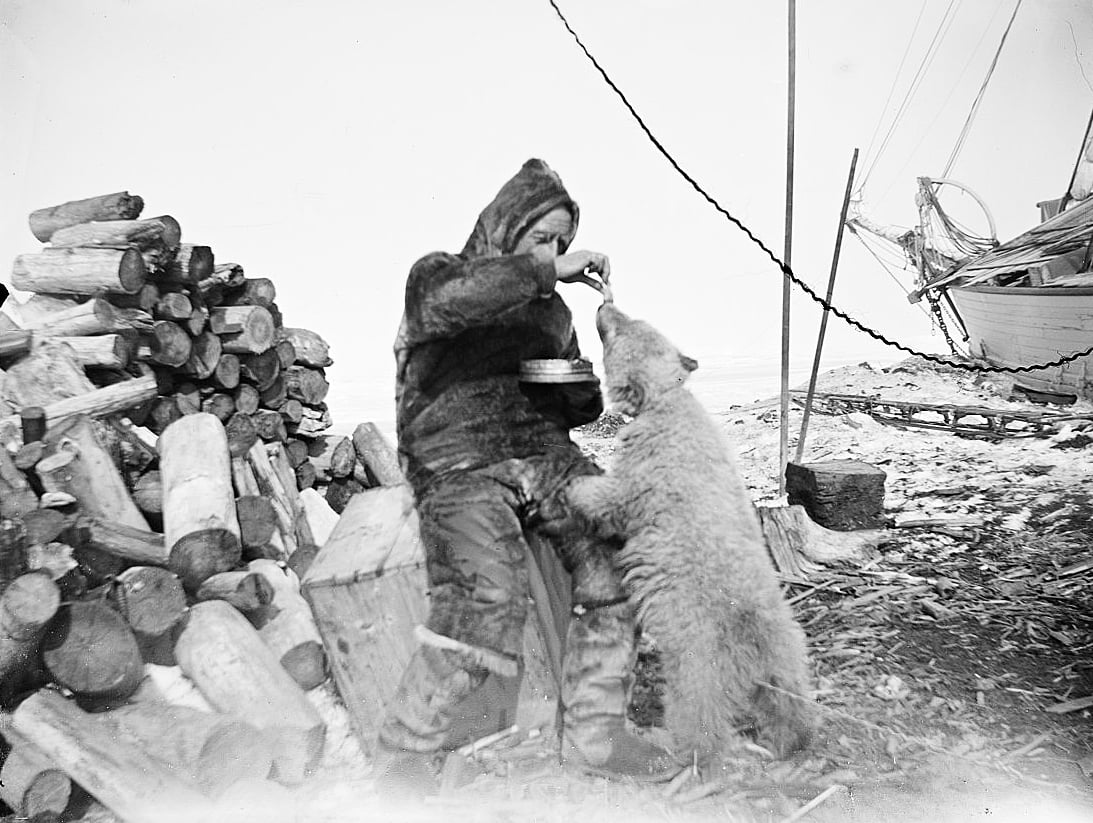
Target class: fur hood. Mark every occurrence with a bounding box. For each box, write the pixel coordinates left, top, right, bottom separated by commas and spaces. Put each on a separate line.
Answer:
460, 159, 579, 258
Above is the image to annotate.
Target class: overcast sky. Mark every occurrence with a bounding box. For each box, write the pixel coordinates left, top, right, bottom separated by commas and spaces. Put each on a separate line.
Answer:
2, 0, 1090, 427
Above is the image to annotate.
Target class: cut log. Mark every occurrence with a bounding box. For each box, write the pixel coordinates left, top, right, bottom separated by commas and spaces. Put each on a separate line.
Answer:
144, 396, 183, 435
1, 340, 95, 409
12, 690, 216, 821
16, 297, 121, 337
323, 476, 365, 514
161, 243, 213, 285
245, 442, 298, 558
0, 373, 158, 450
292, 403, 332, 438
224, 412, 259, 458
180, 330, 221, 380
112, 566, 187, 663
278, 327, 332, 368
20, 406, 47, 444
252, 409, 288, 443
14, 439, 46, 473
222, 277, 276, 308
160, 414, 242, 591
195, 262, 244, 304
110, 282, 161, 313
212, 352, 240, 390
756, 504, 885, 580
28, 191, 144, 242
173, 382, 201, 416
238, 349, 280, 390
233, 383, 260, 415
136, 320, 192, 368
267, 442, 315, 547
40, 415, 149, 529
274, 339, 296, 370
298, 488, 340, 548
73, 516, 169, 566
174, 600, 325, 784
110, 702, 276, 798
53, 334, 129, 369
308, 434, 355, 479
20, 510, 66, 547
294, 460, 316, 490
0, 329, 32, 361
258, 374, 287, 410
785, 460, 888, 531
41, 600, 143, 705
195, 570, 274, 622
352, 422, 404, 486
284, 438, 309, 468
247, 559, 326, 690
202, 392, 235, 422
0, 726, 72, 818
235, 495, 278, 552
12, 247, 145, 295
0, 572, 60, 688
152, 291, 192, 321
283, 366, 329, 406
186, 304, 208, 336
0, 448, 37, 519
211, 305, 275, 354
230, 457, 261, 497
47, 215, 181, 253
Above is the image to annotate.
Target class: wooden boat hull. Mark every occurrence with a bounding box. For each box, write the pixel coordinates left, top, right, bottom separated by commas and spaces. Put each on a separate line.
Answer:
948, 285, 1093, 399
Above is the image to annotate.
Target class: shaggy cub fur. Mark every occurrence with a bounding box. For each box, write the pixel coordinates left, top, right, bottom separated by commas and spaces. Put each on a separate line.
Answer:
566, 303, 814, 759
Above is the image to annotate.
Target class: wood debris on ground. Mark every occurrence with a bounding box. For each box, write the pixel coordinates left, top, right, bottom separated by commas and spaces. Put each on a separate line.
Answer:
2, 191, 1092, 823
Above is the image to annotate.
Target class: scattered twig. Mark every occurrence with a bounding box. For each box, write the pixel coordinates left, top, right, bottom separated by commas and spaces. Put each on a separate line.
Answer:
1045, 695, 1093, 715
1001, 733, 1052, 761
777, 784, 845, 823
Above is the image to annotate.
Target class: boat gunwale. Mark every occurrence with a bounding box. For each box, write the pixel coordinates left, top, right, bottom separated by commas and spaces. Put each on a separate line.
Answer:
947, 284, 1093, 297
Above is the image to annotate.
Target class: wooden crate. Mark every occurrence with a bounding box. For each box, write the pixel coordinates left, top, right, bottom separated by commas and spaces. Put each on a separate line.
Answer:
301, 485, 566, 753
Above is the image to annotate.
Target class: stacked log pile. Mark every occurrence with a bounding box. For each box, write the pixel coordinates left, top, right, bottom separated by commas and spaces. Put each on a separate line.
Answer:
0, 192, 405, 821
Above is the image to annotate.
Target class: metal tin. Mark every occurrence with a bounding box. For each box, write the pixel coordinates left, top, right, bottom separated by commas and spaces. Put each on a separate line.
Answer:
518, 358, 596, 384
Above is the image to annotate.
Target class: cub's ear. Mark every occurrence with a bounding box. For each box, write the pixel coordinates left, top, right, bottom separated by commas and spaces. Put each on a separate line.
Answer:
680, 354, 699, 373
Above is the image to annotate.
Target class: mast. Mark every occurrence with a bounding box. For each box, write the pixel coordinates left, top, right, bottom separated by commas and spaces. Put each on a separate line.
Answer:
778, 0, 796, 495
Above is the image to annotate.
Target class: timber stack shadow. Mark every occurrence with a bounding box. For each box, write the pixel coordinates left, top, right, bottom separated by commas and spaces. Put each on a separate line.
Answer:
0, 190, 496, 821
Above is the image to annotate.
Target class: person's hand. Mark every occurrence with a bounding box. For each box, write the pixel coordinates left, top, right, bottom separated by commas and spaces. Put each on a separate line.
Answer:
553, 250, 611, 294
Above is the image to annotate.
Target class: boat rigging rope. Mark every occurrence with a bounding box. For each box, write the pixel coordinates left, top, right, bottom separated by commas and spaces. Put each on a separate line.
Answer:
547, 0, 1093, 375
859, 0, 960, 193
941, 0, 1024, 179
849, 227, 966, 357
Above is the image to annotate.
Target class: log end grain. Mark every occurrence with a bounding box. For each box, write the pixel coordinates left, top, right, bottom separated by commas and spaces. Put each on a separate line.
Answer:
169, 529, 242, 592
278, 642, 326, 692
2, 572, 62, 638
118, 247, 148, 293
41, 601, 143, 704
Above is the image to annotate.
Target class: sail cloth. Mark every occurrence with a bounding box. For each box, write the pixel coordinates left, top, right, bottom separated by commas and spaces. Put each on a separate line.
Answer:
1069, 127, 1093, 202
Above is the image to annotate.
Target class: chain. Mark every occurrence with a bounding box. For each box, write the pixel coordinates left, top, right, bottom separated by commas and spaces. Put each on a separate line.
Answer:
548, 0, 1093, 375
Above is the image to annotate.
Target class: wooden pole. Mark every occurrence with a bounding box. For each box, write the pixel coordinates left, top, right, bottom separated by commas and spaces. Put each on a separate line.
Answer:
796, 148, 859, 464
778, 0, 796, 496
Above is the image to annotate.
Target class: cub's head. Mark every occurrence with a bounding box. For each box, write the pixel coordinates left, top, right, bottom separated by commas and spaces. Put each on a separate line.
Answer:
596, 302, 698, 416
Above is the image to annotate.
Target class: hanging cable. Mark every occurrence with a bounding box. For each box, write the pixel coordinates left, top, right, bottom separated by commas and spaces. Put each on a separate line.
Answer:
860, 0, 962, 190
546, 0, 1093, 374
941, 0, 1024, 177
858, 0, 929, 191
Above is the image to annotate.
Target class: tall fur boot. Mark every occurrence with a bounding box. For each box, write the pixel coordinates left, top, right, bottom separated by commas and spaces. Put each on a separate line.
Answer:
560, 600, 683, 782
373, 634, 493, 797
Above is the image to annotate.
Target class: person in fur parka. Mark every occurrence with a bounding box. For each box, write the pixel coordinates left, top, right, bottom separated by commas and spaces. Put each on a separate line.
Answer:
376, 160, 681, 793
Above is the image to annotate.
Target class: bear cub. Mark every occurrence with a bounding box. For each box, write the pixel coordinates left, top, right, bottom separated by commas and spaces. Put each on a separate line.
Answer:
566, 302, 815, 760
